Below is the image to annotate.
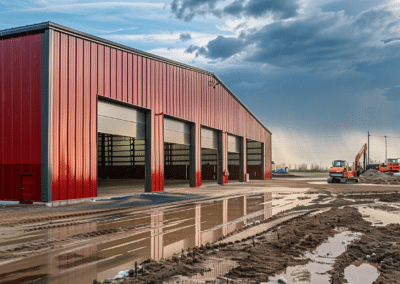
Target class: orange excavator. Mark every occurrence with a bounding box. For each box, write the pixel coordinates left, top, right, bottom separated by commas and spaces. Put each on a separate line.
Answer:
327, 143, 367, 183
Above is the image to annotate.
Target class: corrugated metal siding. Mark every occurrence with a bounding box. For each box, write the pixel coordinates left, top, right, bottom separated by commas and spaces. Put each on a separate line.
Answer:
0, 34, 42, 201
51, 31, 271, 199
52, 32, 97, 201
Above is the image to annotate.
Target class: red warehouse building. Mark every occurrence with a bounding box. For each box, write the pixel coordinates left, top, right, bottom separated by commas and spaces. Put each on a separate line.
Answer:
0, 22, 272, 203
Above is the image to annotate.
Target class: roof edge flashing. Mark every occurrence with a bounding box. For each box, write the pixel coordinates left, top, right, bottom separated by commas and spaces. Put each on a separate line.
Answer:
0, 21, 50, 37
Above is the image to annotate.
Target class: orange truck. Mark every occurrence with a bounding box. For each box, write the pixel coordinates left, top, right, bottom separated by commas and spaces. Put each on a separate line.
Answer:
327, 144, 367, 183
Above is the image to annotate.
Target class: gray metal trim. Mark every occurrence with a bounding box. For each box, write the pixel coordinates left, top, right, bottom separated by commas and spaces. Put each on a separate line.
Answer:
0, 21, 271, 135
40, 29, 53, 202
0, 22, 49, 38
98, 95, 148, 111
145, 111, 152, 192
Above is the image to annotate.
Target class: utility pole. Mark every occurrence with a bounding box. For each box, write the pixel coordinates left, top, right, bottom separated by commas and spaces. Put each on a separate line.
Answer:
385, 135, 387, 162
367, 131, 370, 164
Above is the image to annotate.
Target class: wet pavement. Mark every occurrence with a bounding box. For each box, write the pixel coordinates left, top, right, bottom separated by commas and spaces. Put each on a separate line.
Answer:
0, 193, 273, 283
2, 175, 400, 284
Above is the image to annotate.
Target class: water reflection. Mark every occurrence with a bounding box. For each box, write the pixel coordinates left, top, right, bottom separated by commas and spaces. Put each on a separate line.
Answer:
0, 193, 272, 284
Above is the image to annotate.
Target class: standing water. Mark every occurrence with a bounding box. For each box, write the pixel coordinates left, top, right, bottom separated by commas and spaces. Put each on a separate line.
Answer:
267, 230, 363, 283
0, 193, 272, 283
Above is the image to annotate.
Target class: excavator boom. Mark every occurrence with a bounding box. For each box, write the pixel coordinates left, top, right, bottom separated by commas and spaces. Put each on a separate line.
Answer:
354, 143, 367, 173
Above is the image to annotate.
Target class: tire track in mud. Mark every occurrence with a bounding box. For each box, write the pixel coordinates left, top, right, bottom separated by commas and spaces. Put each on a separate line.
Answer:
94, 203, 400, 284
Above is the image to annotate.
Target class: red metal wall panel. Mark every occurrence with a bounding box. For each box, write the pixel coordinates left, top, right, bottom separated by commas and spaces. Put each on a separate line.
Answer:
50, 31, 271, 199
75, 38, 84, 199
59, 33, 68, 201
90, 42, 98, 198
67, 36, 76, 200
52, 32, 61, 201
0, 34, 42, 201
83, 40, 91, 198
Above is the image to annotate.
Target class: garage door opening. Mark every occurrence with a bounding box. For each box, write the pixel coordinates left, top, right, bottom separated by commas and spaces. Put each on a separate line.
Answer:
97, 99, 146, 197
227, 134, 240, 182
247, 140, 263, 180
201, 127, 220, 185
164, 118, 191, 189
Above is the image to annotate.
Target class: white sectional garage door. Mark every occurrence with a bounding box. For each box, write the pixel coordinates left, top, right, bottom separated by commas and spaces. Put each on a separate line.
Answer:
98, 100, 145, 139
228, 134, 240, 153
164, 117, 191, 145
201, 127, 218, 150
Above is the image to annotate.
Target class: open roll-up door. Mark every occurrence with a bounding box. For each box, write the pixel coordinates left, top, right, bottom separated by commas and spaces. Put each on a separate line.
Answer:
228, 134, 240, 153
201, 127, 218, 150
98, 100, 145, 139
164, 117, 190, 145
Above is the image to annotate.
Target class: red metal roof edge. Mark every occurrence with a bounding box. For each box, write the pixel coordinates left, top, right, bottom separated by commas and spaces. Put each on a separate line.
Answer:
0, 21, 271, 135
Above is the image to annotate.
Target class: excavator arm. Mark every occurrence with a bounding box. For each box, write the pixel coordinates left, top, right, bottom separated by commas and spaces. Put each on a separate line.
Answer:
354, 143, 367, 175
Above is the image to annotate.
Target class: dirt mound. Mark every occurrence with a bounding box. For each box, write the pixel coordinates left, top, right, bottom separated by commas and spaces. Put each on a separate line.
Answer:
361, 169, 388, 177
358, 169, 400, 185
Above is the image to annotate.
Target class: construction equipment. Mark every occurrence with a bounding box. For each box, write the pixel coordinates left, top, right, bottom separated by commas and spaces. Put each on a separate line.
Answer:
327, 143, 367, 183
378, 158, 400, 174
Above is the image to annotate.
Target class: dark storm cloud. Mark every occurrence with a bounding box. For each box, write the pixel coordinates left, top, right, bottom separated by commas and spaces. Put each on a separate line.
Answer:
382, 37, 400, 44
223, 0, 299, 19
194, 7, 400, 69
170, 0, 299, 22
241, 13, 352, 67
179, 33, 192, 41
185, 45, 199, 53
196, 36, 247, 60
170, 0, 221, 22
383, 87, 400, 101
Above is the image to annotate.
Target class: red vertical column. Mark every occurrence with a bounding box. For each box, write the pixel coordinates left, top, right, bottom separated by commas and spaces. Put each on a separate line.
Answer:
190, 122, 201, 187
240, 138, 247, 182
222, 132, 228, 184
265, 134, 272, 179
145, 111, 164, 192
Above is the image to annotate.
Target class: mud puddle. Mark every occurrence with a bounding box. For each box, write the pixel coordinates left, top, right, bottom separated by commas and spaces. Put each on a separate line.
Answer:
358, 206, 400, 226
164, 259, 238, 283
272, 193, 319, 215
0, 193, 273, 284
266, 230, 362, 283
344, 260, 379, 284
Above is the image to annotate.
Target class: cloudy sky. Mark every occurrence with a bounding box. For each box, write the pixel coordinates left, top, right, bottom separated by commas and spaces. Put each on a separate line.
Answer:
1, 0, 400, 168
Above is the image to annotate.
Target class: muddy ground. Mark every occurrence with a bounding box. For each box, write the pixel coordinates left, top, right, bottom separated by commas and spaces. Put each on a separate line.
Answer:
1, 177, 400, 284
96, 193, 400, 284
